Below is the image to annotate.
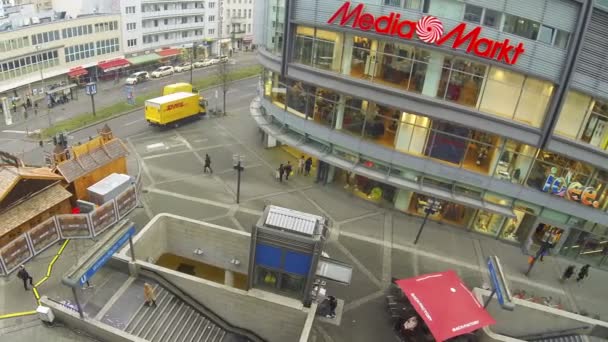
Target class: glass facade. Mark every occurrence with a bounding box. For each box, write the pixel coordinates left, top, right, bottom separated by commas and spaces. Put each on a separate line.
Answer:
555, 90, 608, 151
262, 70, 608, 218
292, 25, 554, 128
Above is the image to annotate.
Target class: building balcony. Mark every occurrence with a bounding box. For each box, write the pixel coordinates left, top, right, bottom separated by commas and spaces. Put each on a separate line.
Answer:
142, 23, 204, 34
141, 9, 205, 18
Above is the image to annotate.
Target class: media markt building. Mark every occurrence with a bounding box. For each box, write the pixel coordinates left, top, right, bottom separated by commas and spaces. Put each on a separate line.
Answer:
252, 0, 608, 267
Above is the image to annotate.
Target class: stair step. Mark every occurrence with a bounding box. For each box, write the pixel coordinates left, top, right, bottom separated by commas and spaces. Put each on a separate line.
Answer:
128, 289, 170, 335
152, 302, 187, 342
143, 298, 181, 340
201, 323, 217, 342
136, 293, 177, 338
197, 319, 213, 342
188, 317, 207, 342
181, 315, 203, 342
209, 326, 223, 342
125, 287, 165, 333
166, 307, 195, 342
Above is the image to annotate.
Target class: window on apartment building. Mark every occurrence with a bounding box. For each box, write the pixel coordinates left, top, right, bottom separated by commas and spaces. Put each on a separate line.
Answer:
154, 20, 159, 27
227, 25, 230, 33
96, 38, 119, 55
126, 6, 135, 14
239, 0, 242, 3
127, 39, 137, 47
64, 42, 95, 63
209, 15, 215, 21
238, 9, 241, 17
195, 2, 204, 8
208, 28, 215, 35
232, 9, 236, 16
195, 29, 203, 35
31, 30, 60, 45
127, 22, 137, 30
182, 3, 188, 9
182, 31, 188, 38
248, 24, 251, 32
154, 4, 160, 11
248, 9, 251, 18
164, 19, 169, 25
182, 17, 188, 24
164, 33, 170, 39
164, 4, 168, 10
0, 51, 59, 81
208, 2, 215, 8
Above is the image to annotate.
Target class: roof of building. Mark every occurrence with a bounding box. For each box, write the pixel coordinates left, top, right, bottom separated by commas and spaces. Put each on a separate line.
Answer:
0, 166, 64, 202
0, 183, 71, 237
263, 205, 325, 236
56, 139, 129, 183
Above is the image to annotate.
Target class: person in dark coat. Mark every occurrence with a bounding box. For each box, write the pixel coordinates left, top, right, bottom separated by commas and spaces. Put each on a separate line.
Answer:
284, 161, 293, 181
17, 265, 33, 291
577, 264, 590, 282
561, 265, 575, 281
278, 163, 284, 182
304, 157, 313, 176
204, 154, 213, 173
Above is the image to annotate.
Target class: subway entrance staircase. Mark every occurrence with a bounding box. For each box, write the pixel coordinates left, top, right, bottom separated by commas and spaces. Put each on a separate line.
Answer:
95, 269, 263, 342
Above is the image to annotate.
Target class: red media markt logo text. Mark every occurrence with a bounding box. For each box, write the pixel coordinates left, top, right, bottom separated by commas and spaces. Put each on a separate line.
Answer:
327, 2, 525, 65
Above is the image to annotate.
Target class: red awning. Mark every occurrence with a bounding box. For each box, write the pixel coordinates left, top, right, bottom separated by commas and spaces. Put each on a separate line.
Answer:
395, 271, 495, 341
67, 67, 88, 78
98, 58, 130, 72
158, 48, 181, 57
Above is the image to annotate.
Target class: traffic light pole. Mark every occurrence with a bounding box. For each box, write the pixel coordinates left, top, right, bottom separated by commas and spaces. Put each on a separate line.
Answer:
233, 155, 244, 204
190, 42, 196, 85
90, 93, 96, 117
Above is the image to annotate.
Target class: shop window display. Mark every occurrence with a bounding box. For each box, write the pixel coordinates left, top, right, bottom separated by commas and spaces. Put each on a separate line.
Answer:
424, 121, 470, 165
338, 169, 396, 202
313, 88, 339, 128
293, 26, 314, 66
472, 211, 505, 237
587, 170, 608, 211
349, 37, 374, 79
362, 104, 399, 148
408, 193, 475, 227
374, 42, 429, 93
340, 97, 367, 136
494, 140, 536, 184
462, 131, 500, 175
395, 113, 430, 156
580, 99, 608, 149
438, 57, 486, 108
286, 80, 314, 119
500, 209, 527, 242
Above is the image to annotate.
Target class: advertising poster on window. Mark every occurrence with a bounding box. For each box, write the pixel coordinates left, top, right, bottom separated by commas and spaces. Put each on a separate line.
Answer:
28, 217, 60, 254
90, 201, 117, 236
116, 186, 137, 218
57, 214, 92, 238
0, 235, 33, 273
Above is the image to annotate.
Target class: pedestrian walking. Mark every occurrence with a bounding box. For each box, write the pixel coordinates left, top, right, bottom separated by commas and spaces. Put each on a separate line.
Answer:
297, 155, 305, 175
561, 265, 575, 282
143, 283, 157, 307
576, 264, 590, 282
26, 97, 32, 108
284, 161, 293, 181
304, 157, 313, 176
17, 265, 33, 291
278, 163, 284, 182
204, 154, 213, 173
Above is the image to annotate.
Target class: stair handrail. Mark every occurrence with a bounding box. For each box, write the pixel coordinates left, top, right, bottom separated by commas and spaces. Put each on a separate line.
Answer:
512, 325, 590, 341
139, 267, 267, 342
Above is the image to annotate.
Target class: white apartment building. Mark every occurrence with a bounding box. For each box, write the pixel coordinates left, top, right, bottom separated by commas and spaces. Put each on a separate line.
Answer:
0, 13, 122, 101
119, 0, 219, 59
222, 0, 253, 51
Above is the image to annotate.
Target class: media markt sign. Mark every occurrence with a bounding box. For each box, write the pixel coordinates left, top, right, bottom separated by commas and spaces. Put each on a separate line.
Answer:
327, 2, 525, 65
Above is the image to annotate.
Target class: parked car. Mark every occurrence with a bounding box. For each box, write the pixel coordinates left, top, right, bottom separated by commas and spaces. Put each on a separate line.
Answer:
125, 71, 150, 85
174, 62, 192, 72
193, 59, 213, 68
151, 66, 175, 78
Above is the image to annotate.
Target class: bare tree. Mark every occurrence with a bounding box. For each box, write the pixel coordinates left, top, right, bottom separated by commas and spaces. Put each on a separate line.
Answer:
216, 60, 231, 115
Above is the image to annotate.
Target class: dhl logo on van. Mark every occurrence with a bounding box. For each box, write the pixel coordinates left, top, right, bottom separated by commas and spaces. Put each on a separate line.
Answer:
167, 102, 184, 110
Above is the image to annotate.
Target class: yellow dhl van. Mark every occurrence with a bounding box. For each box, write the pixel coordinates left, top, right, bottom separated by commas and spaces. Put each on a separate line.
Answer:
145, 92, 207, 127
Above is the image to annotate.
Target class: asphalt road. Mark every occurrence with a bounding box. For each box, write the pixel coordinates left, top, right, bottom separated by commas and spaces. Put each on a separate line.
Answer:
0, 52, 258, 151
4, 76, 259, 166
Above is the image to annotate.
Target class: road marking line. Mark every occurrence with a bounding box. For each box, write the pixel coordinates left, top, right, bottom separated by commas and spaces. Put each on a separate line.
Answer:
125, 119, 144, 126
343, 291, 385, 313
2, 130, 27, 134
334, 241, 383, 288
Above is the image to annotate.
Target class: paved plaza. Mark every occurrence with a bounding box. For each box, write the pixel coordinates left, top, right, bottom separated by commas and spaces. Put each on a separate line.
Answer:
1, 77, 608, 341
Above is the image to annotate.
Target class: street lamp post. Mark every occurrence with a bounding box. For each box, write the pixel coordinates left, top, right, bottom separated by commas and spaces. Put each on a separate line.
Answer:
413, 198, 442, 245
35, 46, 53, 128
232, 154, 244, 204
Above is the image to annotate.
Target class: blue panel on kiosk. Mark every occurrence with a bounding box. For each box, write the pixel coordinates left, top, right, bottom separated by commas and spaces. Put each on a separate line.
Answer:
255, 244, 282, 269
284, 250, 312, 276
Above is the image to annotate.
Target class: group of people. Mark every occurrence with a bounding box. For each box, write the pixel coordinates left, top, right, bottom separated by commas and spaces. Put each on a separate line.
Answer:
561, 264, 590, 283
277, 155, 313, 182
